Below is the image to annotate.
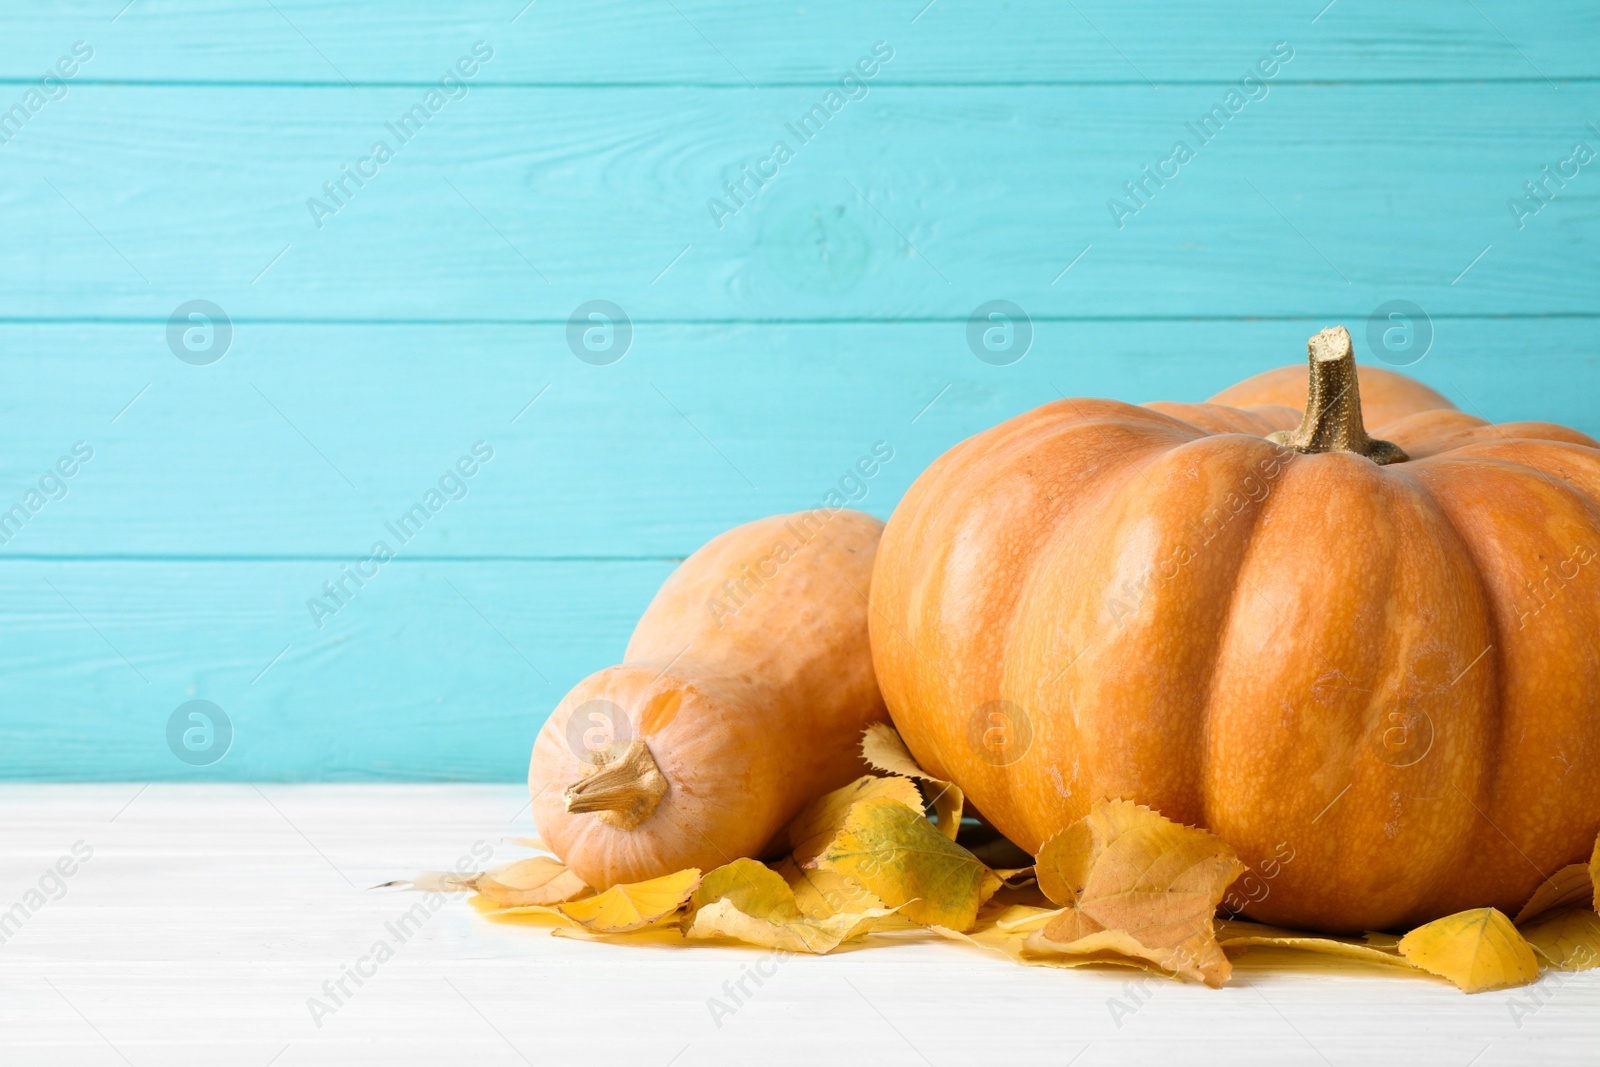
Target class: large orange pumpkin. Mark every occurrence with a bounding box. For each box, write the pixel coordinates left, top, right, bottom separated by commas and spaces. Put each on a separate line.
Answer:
871, 326, 1600, 932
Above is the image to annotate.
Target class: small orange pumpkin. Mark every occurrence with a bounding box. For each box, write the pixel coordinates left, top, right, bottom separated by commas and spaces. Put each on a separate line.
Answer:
871, 326, 1600, 932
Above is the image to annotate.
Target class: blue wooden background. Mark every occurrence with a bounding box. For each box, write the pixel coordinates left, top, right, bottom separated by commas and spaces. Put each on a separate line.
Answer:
2, 1, 1597, 780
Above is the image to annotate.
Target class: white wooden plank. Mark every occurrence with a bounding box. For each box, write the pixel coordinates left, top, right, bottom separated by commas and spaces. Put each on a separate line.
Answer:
0, 784, 1593, 1065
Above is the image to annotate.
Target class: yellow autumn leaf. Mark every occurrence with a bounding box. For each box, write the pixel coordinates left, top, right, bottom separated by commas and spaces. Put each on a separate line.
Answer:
553, 868, 701, 933
932, 905, 1040, 961
1216, 919, 1415, 970
787, 774, 924, 866
1027, 799, 1245, 987
1591, 830, 1600, 912
936, 923, 1173, 974
1519, 906, 1600, 972
469, 892, 567, 923
945, 902, 1157, 971
374, 870, 477, 892
1362, 930, 1403, 951
816, 796, 1000, 930
504, 835, 548, 851
1397, 908, 1541, 993
474, 857, 590, 908
1021, 926, 1188, 973
770, 856, 887, 920
992, 904, 1059, 933
549, 923, 687, 946
861, 723, 965, 840
928, 921, 1019, 958
681, 859, 892, 954
1513, 863, 1594, 924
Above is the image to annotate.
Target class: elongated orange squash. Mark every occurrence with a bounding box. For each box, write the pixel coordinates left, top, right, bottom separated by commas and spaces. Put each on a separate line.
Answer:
529, 510, 888, 889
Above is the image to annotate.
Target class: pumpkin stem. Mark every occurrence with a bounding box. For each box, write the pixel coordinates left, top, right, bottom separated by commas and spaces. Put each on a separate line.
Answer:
562, 738, 668, 830
1266, 326, 1409, 465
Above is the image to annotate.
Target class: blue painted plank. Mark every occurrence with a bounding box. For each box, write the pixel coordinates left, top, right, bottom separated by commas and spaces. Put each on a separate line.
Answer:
4, 311, 1595, 782
0, 83, 1595, 320
2, 1, 1593, 84
0, 559, 671, 780
0, 319, 1593, 560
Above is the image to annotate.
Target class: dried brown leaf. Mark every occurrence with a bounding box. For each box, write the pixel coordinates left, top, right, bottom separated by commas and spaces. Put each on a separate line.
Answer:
1029, 799, 1245, 987
933, 905, 1165, 975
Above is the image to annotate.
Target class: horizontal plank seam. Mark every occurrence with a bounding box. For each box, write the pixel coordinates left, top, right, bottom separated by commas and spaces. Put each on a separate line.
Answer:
0, 78, 1595, 89
2, 314, 1599, 327
0, 775, 535, 783
0, 555, 687, 564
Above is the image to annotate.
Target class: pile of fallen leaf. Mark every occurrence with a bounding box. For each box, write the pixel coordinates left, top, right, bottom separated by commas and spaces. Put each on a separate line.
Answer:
404, 726, 1600, 994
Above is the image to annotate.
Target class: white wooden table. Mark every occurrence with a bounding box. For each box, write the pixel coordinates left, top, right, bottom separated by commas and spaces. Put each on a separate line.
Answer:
3, 785, 1595, 1066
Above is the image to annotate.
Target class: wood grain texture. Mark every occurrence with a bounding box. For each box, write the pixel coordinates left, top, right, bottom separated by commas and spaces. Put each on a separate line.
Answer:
1, 784, 1595, 1065
4, 1, 1595, 84
1, 84, 1597, 319
0, 560, 675, 780
2, 1, 1598, 779
0, 320, 1593, 558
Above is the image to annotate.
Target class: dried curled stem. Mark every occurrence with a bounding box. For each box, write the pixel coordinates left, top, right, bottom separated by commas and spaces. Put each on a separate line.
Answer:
563, 739, 668, 830
1267, 326, 1408, 465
